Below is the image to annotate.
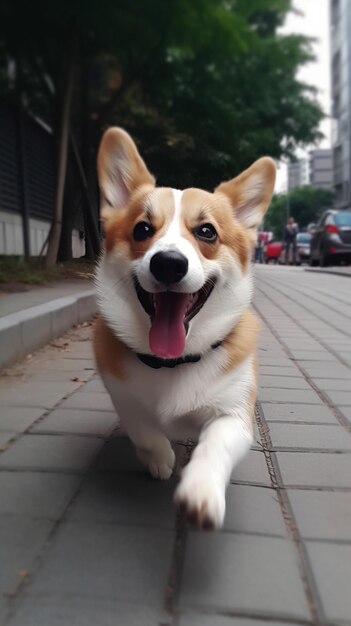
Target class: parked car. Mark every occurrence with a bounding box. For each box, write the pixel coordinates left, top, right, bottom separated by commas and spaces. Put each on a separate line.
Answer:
310, 210, 351, 267
296, 232, 312, 264
263, 240, 284, 263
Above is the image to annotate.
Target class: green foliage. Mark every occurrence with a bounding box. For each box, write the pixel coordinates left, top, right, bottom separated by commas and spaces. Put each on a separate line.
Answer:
0, 257, 93, 286
265, 186, 336, 238
0, 0, 326, 255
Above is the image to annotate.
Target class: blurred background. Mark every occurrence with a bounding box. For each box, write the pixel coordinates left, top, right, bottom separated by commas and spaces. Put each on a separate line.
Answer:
0, 0, 347, 272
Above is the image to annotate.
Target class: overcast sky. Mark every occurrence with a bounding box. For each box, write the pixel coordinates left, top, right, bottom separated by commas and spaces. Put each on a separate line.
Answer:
275, 0, 331, 191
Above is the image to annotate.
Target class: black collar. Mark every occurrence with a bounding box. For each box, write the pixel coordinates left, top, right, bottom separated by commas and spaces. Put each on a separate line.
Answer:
136, 341, 222, 369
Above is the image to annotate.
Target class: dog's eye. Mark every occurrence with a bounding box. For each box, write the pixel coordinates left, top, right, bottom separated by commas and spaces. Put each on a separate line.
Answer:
133, 221, 154, 241
193, 223, 218, 243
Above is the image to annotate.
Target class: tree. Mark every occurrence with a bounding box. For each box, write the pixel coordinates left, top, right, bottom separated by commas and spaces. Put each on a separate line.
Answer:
0, 0, 325, 264
265, 186, 335, 238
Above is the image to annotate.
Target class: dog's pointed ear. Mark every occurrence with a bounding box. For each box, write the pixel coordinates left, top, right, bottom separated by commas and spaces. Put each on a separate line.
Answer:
215, 157, 276, 237
97, 128, 155, 216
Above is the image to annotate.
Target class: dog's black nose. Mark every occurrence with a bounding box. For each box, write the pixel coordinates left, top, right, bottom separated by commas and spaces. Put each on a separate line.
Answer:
150, 250, 188, 285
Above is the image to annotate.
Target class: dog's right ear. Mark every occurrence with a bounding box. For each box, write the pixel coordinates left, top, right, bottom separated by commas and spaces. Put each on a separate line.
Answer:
97, 128, 155, 217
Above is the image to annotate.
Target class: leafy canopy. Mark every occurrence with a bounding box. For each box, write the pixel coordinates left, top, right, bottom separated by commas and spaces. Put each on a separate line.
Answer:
0, 0, 324, 190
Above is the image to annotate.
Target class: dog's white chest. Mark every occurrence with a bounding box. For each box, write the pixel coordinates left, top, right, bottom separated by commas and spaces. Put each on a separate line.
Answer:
101, 349, 253, 437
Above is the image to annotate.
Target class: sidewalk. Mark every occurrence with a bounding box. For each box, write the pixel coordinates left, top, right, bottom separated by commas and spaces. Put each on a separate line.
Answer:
0, 265, 350, 626
0, 281, 96, 368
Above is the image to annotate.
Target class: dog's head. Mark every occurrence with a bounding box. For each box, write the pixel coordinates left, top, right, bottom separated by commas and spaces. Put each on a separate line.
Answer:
96, 128, 275, 358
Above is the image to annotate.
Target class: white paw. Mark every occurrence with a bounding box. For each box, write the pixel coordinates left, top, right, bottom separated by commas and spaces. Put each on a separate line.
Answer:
174, 463, 226, 530
136, 440, 175, 480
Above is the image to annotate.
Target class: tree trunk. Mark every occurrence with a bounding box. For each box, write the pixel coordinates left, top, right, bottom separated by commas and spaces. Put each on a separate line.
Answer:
57, 148, 75, 261
80, 57, 100, 260
45, 35, 76, 269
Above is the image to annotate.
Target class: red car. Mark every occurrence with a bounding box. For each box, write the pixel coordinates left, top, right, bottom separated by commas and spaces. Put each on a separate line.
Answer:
264, 240, 284, 263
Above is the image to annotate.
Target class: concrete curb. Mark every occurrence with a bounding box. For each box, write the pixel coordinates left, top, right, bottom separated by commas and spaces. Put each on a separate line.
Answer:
0, 290, 97, 368
305, 268, 351, 278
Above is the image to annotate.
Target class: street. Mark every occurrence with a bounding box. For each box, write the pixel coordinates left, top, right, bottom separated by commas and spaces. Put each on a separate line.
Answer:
0, 265, 351, 626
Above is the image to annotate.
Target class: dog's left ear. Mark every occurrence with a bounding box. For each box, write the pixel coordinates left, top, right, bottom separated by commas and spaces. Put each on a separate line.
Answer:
215, 157, 276, 236
97, 127, 155, 216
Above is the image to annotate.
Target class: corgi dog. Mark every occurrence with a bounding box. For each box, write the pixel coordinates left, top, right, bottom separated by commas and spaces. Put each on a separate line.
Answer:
93, 128, 275, 529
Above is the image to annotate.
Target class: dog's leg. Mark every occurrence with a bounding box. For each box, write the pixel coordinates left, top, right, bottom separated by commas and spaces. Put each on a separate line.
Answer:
125, 417, 176, 481
174, 411, 253, 529
100, 372, 175, 480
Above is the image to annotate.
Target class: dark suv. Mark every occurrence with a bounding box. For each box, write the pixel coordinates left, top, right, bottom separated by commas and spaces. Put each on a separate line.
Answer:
310, 210, 351, 267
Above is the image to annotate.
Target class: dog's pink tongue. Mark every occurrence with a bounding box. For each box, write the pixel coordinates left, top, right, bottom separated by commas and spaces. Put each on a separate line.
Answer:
149, 292, 190, 358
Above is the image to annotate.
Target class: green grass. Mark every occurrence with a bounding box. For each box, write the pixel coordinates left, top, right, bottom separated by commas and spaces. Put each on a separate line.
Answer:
0, 257, 94, 286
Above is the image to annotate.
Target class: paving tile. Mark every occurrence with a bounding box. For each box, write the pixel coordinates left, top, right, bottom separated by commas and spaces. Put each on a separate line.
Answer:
7, 598, 167, 626
178, 617, 302, 626
276, 452, 351, 488
62, 343, 94, 360
258, 388, 321, 404
3, 381, 81, 396
306, 542, 351, 623
80, 377, 106, 393
258, 358, 293, 367
223, 485, 286, 536
96, 434, 145, 473
258, 366, 300, 377
283, 341, 322, 350
0, 390, 69, 409
311, 378, 351, 391
339, 407, 351, 422
0, 434, 103, 472
289, 350, 337, 361
96, 434, 185, 477
325, 390, 351, 407
68, 472, 177, 529
28, 522, 173, 606
0, 598, 10, 624
0, 431, 15, 450
298, 364, 351, 379
28, 358, 95, 372
31, 408, 118, 437
0, 406, 46, 432
178, 534, 309, 620
261, 402, 336, 424
59, 392, 114, 412
231, 450, 271, 486
0, 472, 81, 518
288, 490, 351, 540
259, 376, 310, 389
0, 517, 52, 593
26, 369, 92, 382
268, 423, 351, 450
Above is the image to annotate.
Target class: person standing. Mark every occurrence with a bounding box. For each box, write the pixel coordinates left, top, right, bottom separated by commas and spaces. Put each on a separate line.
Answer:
284, 217, 298, 264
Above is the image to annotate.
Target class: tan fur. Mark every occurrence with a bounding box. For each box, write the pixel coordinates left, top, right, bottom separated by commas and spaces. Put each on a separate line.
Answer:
180, 188, 250, 270
93, 316, 129, 381
104, 187, 178, 258
215, 157, 276, 244
222, 310, 260, 374
97, 128, 155, 208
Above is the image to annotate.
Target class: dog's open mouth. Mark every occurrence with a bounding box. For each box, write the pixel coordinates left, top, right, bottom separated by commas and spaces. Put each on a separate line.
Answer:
134, 277, 216, 359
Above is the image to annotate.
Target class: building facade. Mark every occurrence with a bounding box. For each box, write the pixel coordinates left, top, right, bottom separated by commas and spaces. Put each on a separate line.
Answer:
309, 149, 333, 190
0, 102, 85, 257
287, 159, 309, 191
330, 0, 351, 208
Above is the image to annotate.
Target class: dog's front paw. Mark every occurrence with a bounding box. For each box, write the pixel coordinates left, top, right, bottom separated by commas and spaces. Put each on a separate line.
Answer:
136, 439, 175, 480
174, 463, 226, 530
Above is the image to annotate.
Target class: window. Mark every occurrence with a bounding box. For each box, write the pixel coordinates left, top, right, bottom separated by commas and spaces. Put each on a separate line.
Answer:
334, 212, 351, 226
